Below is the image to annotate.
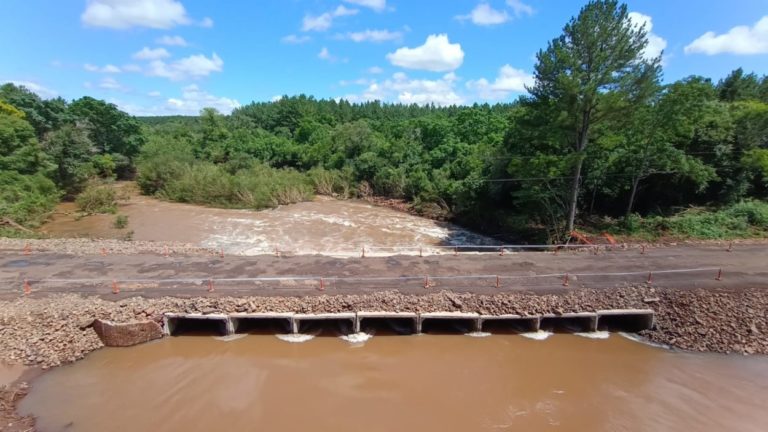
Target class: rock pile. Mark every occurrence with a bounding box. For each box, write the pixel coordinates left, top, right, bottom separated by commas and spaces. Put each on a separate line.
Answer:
1, 286, 765, 370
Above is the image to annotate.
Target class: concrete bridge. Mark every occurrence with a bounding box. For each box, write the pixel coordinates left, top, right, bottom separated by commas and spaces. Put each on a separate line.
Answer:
163, 309, 655, 336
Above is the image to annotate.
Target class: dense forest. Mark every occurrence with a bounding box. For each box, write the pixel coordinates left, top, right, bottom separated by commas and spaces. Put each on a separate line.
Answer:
2, 0, 767, 242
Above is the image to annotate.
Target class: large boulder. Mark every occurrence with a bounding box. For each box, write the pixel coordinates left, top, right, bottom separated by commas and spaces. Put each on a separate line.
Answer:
91, 319, 163, 347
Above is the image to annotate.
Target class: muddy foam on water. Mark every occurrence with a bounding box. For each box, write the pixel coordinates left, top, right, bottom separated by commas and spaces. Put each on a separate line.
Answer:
574, 331, 611, 339
520, 331, 553, 340
275, 334, 316, 343
339, 332, 373, 344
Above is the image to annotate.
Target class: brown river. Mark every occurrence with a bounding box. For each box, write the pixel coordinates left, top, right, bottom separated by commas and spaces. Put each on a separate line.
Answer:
19, 335, 768, 432
39, 184, 497, 256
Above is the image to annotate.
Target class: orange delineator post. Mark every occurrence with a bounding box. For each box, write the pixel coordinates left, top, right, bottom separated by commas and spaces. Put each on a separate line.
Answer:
499, 247, 505, 256
562, 273, 569, 287
716, 268, 723, 281
570, 230, 593, 245
219, 248, 224, 258
641, 245, 646, 255
361, 247, 366, 258
602, 232, 618, 246
319, 278, 325, 291
23, 243, 31, 256
23, 279, 31, 295
495, 275, 500, 289
207, 279, 214, 293
101, 248, 108, 256
647, 272, 653, 284
423, 275, 430, 289
112, 279, 120, 294
727, 242, 733, 252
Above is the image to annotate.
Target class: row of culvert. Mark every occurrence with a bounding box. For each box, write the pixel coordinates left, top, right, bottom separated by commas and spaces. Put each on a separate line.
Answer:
162, 309, 655, 336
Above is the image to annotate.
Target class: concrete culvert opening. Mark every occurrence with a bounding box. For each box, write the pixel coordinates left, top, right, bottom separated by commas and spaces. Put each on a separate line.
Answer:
420, 318, 477, 334
481, 317, 539, 334
232, 317, 293, 335
359, 318, 418, 335
597, 311, 654, 333
539, 315, 597, 333
297, 318, 354, 336
167, 317, 229, 336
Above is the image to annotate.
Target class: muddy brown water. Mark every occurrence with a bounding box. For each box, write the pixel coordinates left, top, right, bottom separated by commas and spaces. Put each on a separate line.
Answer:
19, 335, 768, 432
39, 187, 497, 256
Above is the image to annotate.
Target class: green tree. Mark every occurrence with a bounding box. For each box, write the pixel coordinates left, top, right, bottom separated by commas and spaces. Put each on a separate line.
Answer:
717, 68, 762, 102
0, 111, 51, 175
528, 0, 661, 234
42, 124, 96, 195
68, 97, 145, 172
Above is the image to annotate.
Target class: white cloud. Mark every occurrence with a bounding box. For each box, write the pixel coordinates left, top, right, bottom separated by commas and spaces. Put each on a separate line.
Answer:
339, 29, 403, 42
133, 47, 171, 60
628, 12, 667, 61
368, 66, 384, 74
5, 80, 57, 98
118, 85, 240, 116
342, 0, 386, 12
81, 0, 190, 29
148, 90, 162, 97
466, 64, 533, 100
506, 0, 534, 17
456, 3, 509, 26
386, 34, 464, 72
147, 53, 224, 80
84, 63, 122, 73
318, 47, 332, 60
685, 16, 768, 55
199, 17, 214, 28
122, 64, 142, 73
97, 77, 126, 91
302, 5, 358, 32
342, 72, 464, 106
165, 85, 239, 114
156, 35, 188, 46
282, 34, 311, 44
318, 47, 348, 63
339, 78, 372, 86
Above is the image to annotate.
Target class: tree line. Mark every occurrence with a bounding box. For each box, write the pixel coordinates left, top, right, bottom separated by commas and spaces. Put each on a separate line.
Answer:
2, 0, 766, 241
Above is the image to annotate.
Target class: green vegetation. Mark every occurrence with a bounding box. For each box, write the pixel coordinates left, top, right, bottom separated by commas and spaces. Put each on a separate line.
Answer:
113, 214, 129, 229
0, 83, 143, 235
75, 183, 118, 214
2, 0, 767, 243
611, 201, 768, 240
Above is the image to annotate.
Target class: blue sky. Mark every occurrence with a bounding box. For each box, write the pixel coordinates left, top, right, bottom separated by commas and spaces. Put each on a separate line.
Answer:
1, 0, 767, 115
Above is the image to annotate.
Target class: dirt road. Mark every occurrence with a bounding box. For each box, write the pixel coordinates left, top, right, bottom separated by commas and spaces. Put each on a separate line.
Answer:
1, 244, 766, 299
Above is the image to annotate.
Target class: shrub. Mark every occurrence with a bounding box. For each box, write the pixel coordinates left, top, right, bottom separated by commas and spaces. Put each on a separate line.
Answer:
160, 163, 235, 206
0, 171, 60, 227
307, 167, 353, 197
233, 164, 313, 208
76, 184, 117, 214
615, 200, 768, 240
113, 214, 128, 229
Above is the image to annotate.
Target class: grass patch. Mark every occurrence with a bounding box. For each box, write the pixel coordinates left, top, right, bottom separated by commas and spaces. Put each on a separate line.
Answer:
113, 214, 129, 229
605, 200, 768, 240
